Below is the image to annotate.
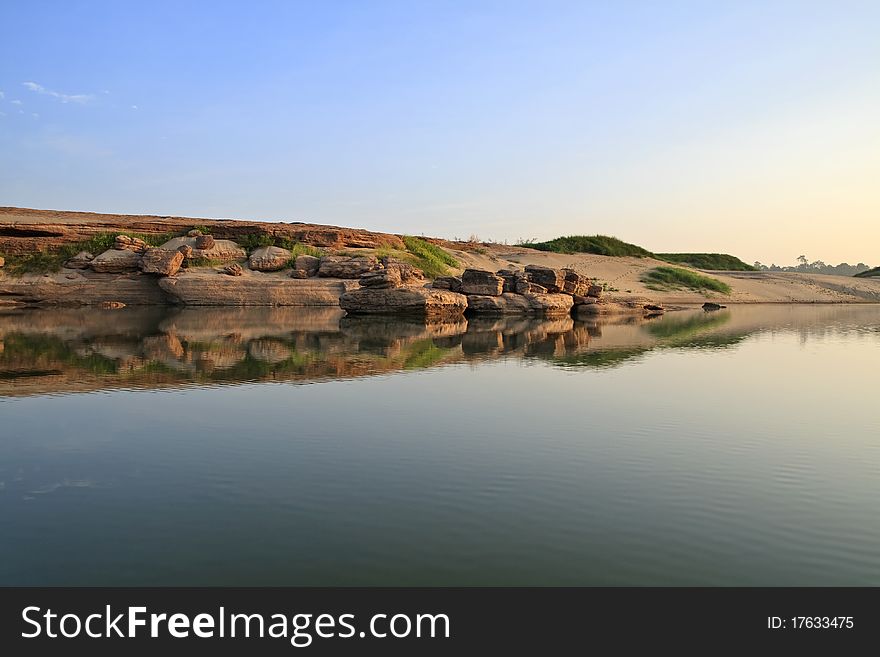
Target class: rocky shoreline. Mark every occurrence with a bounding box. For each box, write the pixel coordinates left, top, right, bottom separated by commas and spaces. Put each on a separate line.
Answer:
0, 228, 666, 320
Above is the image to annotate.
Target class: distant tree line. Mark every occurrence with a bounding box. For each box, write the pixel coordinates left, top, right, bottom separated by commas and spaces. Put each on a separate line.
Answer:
752, 255, 872, 277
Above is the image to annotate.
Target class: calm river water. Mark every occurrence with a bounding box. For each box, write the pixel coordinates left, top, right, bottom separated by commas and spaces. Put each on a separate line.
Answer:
1, 304, 878, 585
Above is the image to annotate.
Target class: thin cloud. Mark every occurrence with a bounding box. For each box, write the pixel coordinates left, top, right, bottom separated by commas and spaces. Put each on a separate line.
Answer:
11, 99, 22, 105
0, 90, 5, 99
22, 81, 94, 104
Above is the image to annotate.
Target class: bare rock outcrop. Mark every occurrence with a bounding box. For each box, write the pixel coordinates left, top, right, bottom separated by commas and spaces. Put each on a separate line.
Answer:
340, 286, 468, 318
64, 251, 95, 269
141, 248, 184, 276
160, 271, 356, 306
467, 292, 573, 316
359, 268, 402, 289
432, 276, 462, 292
460, 269, 504, 296
294, 254, 320, 276
248, 245, 292, 272
90, 248, 142, 273
160, 236, 246, 262
318, 255, 379, 278
524, 264, 564, 292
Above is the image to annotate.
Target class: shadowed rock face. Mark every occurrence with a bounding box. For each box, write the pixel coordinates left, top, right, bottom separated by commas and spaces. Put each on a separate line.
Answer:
340, 286, 468, 318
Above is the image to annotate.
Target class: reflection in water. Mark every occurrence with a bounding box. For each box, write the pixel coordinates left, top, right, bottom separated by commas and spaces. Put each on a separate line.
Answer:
1, 304, 879, 586
2, 304, 878, 396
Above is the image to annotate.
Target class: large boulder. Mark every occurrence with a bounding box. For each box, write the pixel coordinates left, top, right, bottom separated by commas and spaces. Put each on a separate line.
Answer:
90, 248, 142, 273
460, 269, 504, 296
64, 251, 95, 269
160, 236, 246, 262
467, 293, 533, 314
576, 298, 656, 317
522, 292, 574, 316
468, 292, 573, 316
524, 264, 564, 292
0, 256, 4, 268
248, 245, 292, 272
141, 248, 184, 276
514, 271, 547, 295
194, 234, 215, 250
432, 276, 462, 292
340, 287, 468, 319
294, 254, 320, 276
318, 255, 379, 278
561, 268, 590, 296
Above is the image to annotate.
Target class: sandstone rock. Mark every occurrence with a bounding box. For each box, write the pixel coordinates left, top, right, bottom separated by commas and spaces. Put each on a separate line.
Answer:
114, 235, 149, 253
318, 255, 379, 278
572, 295, 597, 306
90, 248, 142, 273
703, 302, 726, 311
187, 229, 203, 237
644, 303, 665, 312
359, 268, 402, 289
380, 257, 424, 283
587, 284, 603, 298
160, 236, 246, 262
460, 269, 504, 296
289, 269, 309, 279
524, 264, 564, 292
294, 254, 320, 276
160, 272, 356, 306
141, 248, 184, 276
576, 299, 656, 317
432, 276, 462, 292
99, 301, 126, 309
467, 292, 574, 316
560, 269, 590, 296
177, 245, 193, 258
467, 293, 532, 314
223, 263, 244, 276
0, 256, 4, 268
340, 287, 468, 318
64, 251, 95, 269
0, 274, 167, 306
248, 245, 292, 272
496, 269, 519, 293
194, 234, 215, 250
523, 292, 574, 316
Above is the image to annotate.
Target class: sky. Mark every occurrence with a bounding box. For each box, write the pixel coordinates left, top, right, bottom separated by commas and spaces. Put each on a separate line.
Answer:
0, 1, 877, 266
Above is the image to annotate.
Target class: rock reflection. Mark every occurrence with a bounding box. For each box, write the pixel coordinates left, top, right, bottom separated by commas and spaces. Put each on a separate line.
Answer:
1, 304, 878, 396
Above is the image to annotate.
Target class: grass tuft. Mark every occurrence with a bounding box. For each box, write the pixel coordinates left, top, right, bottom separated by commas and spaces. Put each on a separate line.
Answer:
400, 236, 460, 278
641, 266, 731, 294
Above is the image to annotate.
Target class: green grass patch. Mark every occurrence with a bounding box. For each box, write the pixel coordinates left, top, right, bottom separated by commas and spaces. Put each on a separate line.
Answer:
641, 266, 731, 294
2, 231, 180, 275
526, 234, 653, 257
657, 253, 756, 271
401, 236, 459, 278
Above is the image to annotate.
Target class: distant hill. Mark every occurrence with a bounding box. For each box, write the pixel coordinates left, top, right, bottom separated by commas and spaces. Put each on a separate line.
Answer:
522, 235, 754, 271
524, 235, 653, 257
656, 253, 757, 271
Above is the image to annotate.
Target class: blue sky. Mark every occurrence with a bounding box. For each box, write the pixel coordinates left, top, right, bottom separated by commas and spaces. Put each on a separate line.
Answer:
1, 1, 878, 264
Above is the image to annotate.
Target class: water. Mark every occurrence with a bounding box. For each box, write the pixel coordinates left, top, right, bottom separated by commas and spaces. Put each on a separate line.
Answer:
1, 304, 878, 585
